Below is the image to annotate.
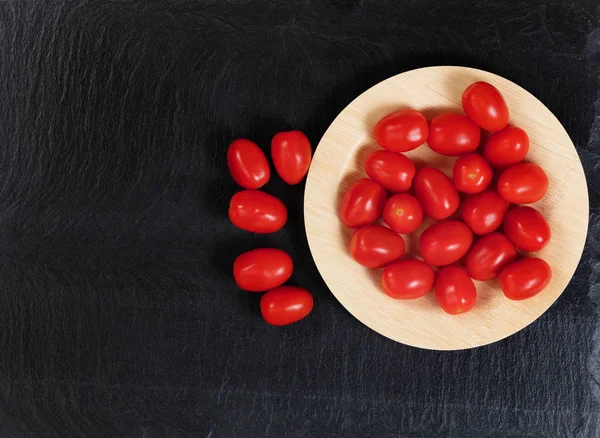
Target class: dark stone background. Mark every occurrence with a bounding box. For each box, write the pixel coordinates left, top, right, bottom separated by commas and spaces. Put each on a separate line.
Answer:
0, 1, 599, 436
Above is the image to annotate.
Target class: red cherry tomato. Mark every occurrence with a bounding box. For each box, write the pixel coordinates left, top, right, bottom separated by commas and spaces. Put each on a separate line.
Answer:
340, 178, 387, 228
364, 151, 416, 192
381, 259, 434, 299
435, 265, 477, 315
483, 127, 529, 168
462, 81, 509, 132
465, 233, 517, 280
374, 109, 428, 152
350, 225, 405, 268
260, 286, 313, 326
229, 190, 287, 233
382, 194, 423, 234
452, 153, 493, 194
233, 248, 293, 292
419, 220, 473, 266
498, 163, 549, 204
271, 131, 312, 185
413, 167, 460, 220
227, 139, 270, 189
461, 190, 510, 235
427, 113, 481, 156
503, 206, 551, 252
499, 258, 552, 300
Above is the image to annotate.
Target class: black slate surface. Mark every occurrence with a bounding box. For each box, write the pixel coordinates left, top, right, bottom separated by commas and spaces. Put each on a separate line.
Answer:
0, 1, 599, 437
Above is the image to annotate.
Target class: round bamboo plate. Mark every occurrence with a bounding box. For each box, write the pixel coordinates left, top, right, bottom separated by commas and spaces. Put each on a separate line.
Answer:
304, 66, 589, 350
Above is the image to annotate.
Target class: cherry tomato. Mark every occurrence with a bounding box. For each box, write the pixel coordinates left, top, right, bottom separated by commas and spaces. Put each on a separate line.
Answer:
503, 206, 551, 252
233, 248, 293, 292
382, 194, 423, 234
381, 259, 434, 299
499, 258, 552, 300
462, 81, 509, 132
413, 167, 460, 220
461, 190, 510, 235
435, 265, 477, 315
350, 225, 405, 268
483, 127, 529, 168
465, 233, 517, 280
340, 178, 387, 228
364, 150, 416, 192
427, 113, 481, 156
498, 163, 549, 204
260, 286, 313, 326
453, 153, 493, 194
229, 190, 287, 233
227, 139, 270, 189
374, 109, 428, 152
271, 131, 312, 185
419, 220, 473, 266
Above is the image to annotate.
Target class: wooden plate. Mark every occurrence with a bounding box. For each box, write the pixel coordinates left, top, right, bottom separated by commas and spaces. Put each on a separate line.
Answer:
304, 66, 588, 350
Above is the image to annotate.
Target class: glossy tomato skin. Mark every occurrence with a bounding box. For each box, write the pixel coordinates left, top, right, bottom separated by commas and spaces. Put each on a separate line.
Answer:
453, 153, 493, 194
503, 206, 551, 252
227, 139, 270, 189
435, 265, 477, 315
271, 131, 312, 185
414, 167, 460, 220
374, 109, 428, 152
462, 81, 509, 132
381, 259, 435, 299
364, 150, 416, 192
427, 113, 481, 156
419, 220, 473, 266
498, 163, 549, 204
465, 232, 517, 280
340, 178, 387, 228
233, 248, 293, 292
350, 225, 405, 268
461, 190, 510, 235
483, 127, 529, 168
260, 286, 314, 326
499, 258, 552, 300
229, 190, 287, 233
382, 194, 423, 234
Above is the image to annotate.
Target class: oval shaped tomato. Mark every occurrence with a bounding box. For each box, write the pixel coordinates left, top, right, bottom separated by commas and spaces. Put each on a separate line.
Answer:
465, 232, 517, 280
271, 131, 312, 185
374, 109, 428, 152
414, 167, 460, 220
419, 220, 473, 266
381, 259, 434, 299
461, 190, 510, 235
229, 190, 287, 233
499, 258, 552, 300
503, 206, 551, 252
227, 139, 270, 189
453, 153, 493, 194
462, 81, 509, 132
364, 150, 416, 192
427, 113, 481, 156
233, 248, 293, 292
260, 286, 314, 326
350, 225, 405, 268
498, 163, 549, 204
340, 178, 387, 228
382, 193, 423, 234
483, 127, 529, 168
435, 265, 477, 315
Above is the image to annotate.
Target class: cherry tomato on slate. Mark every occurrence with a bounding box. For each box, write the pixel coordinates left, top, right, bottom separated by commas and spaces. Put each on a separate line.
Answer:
340, 178, 387, 228
374, 109, 429, 152
435, 265, 477, 315
382, 259, 435, 299
382, 193, 423, 234
499, 258, 552, 300
462, 81, 509, 132
453, 153, 493, 194
503, 206, 551, 252
483, 127, 529, 168
260, 286, 314, 326
227, 139, 270, 189
414, 167, 460, 220
498, 163, 549, 204
229, 190, 287, 233
465, 232, 517, 280
271, 131, 312, 185
427, 113, 481, 156
350, 225, 405, 269
419, 220, 473, 266
233, 248, 293, 292
461, 190, 510, 235
364, 150, 416, 192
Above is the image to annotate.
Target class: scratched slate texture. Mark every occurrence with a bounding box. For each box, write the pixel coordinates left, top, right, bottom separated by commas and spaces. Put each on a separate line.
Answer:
0, 0, 599, 437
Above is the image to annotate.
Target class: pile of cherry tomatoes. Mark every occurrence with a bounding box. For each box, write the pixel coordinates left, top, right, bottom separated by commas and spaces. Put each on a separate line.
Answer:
341, 81, 553, 314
